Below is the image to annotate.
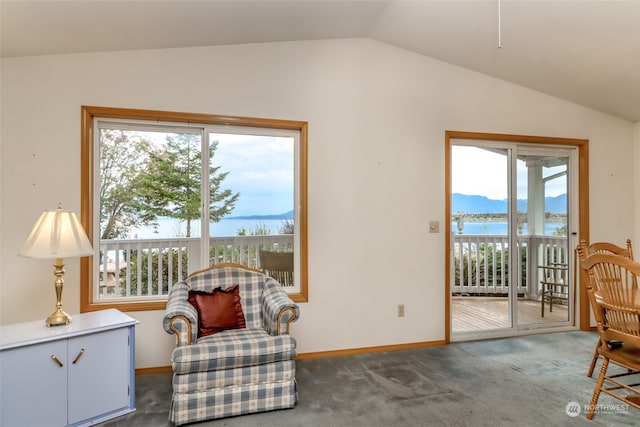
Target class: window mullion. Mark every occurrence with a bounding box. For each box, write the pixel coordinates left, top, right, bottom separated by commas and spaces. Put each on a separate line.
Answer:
200, 130, 211, 270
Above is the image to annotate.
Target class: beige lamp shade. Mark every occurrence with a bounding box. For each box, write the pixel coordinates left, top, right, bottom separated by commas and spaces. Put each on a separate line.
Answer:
20, 204, 93, 259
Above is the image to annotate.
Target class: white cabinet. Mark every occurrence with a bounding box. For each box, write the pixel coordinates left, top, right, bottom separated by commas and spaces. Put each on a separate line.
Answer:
2, 338, 68, 426
0, 309, 138, 427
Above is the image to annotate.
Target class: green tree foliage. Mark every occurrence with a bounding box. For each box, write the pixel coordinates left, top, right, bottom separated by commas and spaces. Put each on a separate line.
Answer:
454, 243, 530, 296
236, 222, 271, 236
552, 225, 567, 236
99, 130, 155, 239
100, 131, 241, 292
132, 134, 240, 237
230, 223, 272, 265
236, 221, 294, 236
127, 249, 189, 295
279, 220, 294, 234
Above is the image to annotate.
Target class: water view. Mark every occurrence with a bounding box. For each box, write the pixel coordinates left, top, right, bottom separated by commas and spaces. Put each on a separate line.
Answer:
127, 217, 563, 239
452, 222, 566, 235
128, 217, 290, 239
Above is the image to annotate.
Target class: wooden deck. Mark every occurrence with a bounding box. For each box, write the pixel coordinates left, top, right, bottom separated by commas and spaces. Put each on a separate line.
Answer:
452, 297, 569, 333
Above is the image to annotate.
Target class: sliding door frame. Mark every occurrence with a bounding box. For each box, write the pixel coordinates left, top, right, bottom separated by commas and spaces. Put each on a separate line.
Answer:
444, 131, 589, 343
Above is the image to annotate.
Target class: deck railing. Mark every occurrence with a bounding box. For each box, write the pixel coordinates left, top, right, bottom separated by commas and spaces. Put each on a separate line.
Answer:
451, 234, 568, 298
98, 233, 566, 300
97, 235, 294, 299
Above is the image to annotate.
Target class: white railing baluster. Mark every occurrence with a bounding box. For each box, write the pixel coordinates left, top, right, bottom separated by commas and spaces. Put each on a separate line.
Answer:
99, 246, 108, 299
500, 240, 506, 292
136, 243, 142, 296
98, 235, 294, 299
157, 243, 163, 296
465, 240, 472, 290
450, 234, 566, 297
114, 247, 121, 297
483, 239, 489, 292
167, 247, 173, 296
490, 238, 497, 292
124, 245, 131, 297
176, 245, 183, 284
458, 241, 464, 291
146, 244, 153, 296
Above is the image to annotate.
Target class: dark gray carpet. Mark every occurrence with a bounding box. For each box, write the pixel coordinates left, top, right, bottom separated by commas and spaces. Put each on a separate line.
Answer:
104, 331, 640, 426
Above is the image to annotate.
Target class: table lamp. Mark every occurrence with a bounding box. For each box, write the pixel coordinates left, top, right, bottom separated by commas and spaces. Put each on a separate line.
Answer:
20, 203, 93, 326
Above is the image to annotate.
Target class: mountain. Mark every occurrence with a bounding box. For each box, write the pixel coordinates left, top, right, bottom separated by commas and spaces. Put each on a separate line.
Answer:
225, 210, 294, 220
452, 193, 567, 214
543, 195, 567, 213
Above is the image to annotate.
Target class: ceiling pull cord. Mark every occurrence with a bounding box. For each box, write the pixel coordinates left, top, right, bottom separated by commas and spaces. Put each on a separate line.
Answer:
498, 0, 502, 49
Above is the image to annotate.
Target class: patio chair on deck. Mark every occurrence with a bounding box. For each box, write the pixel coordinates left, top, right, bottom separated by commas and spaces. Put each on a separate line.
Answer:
540, 262, 569, 317
259, 249, 294, 286
577, 239, 635, 377
580, 253, 640, 420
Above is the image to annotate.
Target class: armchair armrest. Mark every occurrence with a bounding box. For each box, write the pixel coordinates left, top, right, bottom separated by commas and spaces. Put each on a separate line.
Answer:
163, 282, 198, 346
262, 278, 299, 335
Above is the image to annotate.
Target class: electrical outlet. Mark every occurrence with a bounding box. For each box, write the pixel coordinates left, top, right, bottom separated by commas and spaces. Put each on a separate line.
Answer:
429, 221, 439, 233
397, 304, 405, 317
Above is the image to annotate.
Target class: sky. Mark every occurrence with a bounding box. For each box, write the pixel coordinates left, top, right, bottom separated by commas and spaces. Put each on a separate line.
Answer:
452, 145, 567, 200
136, 129, 294, 217
210, 133, 294, 216
137, 132, 567, 216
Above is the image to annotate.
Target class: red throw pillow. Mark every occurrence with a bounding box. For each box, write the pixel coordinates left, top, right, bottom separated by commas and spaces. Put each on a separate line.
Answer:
187, 285, 246, 338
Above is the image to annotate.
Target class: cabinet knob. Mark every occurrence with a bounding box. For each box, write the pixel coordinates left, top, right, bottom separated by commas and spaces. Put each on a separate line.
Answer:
50, 354, 63, 367
72, 348, 85, 364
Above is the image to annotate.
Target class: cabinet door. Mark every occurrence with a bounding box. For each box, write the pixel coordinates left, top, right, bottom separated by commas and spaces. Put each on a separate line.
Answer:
0, 340, 68, 427
67, 328, 130, 425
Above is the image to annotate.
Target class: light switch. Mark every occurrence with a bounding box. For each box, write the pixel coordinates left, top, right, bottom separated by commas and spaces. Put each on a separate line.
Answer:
429, 221, 439, 233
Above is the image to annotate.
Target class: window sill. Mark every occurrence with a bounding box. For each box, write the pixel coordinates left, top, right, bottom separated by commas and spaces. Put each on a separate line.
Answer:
81, 300, 167, 313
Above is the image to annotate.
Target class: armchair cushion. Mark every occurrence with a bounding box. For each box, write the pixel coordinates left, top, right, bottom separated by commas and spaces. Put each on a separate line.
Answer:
187, 285, 246, 338
172, 328, 297, 374
172, 360, 295, 393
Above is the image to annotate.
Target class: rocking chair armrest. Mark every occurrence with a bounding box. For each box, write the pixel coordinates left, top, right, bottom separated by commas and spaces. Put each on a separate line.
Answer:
163, 281, 198, 346
262, 278, 299, 335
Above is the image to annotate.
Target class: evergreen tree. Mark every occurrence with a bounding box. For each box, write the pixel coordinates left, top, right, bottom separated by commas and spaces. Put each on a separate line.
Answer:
133, 134, 239, 237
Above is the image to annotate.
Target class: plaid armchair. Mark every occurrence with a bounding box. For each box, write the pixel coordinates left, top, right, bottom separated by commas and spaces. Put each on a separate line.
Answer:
163, 263, 299, 425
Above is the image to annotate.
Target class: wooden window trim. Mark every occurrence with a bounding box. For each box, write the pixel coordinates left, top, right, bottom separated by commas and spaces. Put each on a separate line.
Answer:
444, 130, 589, 342
80, 106, 308, 313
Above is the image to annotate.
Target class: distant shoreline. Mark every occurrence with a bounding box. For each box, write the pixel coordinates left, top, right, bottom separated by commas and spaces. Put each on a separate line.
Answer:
454, 213, 567, 223
225, 211, 293, 221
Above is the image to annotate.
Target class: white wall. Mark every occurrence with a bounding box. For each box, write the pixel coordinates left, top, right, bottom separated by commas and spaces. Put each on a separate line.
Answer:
1, 38, 635, 369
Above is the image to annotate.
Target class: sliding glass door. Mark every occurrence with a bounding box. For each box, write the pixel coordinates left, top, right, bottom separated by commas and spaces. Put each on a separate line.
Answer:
451, 145, 512, 332
450, 140, 577, 340
516, 147, 572, 328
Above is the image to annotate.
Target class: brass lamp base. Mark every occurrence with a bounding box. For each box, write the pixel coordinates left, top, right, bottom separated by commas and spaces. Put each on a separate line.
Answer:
46, 307, 72, 327
46, 258, 72, 327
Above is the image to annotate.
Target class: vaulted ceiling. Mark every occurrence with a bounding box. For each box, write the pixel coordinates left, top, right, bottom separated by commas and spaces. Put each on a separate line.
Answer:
2, 0, 639, 122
